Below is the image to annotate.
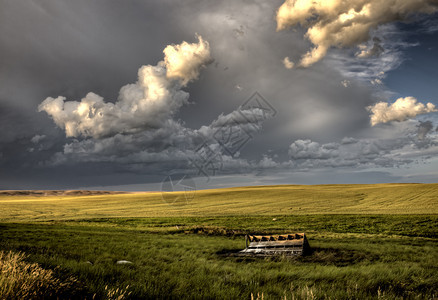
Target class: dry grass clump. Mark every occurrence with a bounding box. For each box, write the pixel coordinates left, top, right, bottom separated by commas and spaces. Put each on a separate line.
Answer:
104, 284, 132, 300
0, 250, 78, 299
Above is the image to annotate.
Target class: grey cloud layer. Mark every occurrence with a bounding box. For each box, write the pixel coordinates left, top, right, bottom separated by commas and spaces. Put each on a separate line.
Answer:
288, 120, 438, 169
2, 0, 438, 188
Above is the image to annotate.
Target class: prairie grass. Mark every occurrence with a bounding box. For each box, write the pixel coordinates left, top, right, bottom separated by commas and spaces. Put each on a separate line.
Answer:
104, 284, 132, 300
0, 184, 436, 299
0, 250, 80, 299
1, 215, 436, 299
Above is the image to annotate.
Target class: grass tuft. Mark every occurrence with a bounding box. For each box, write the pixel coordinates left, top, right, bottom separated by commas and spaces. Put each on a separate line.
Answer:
0, 250, 80, 299
104, 284, 132, 300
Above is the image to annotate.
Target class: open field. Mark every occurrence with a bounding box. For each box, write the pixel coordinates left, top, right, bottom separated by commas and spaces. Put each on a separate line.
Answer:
1, 183, 438, 221
0, 184, 437, 299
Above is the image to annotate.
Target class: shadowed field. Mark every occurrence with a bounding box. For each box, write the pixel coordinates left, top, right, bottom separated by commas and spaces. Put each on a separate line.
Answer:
1, 183, 437, 221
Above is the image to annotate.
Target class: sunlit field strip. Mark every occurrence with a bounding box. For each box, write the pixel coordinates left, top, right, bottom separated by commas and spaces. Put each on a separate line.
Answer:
1, 183, 437, 222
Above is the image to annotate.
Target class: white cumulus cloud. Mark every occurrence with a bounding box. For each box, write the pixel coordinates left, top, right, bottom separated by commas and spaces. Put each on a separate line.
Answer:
163, 34, 213, 85
276, 0, 438, 67
38, 36, 212, 139
367, 97, 437, 126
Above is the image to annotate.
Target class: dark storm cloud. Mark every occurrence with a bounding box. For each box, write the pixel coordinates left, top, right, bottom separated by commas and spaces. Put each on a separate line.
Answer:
169, 0, 379, 152
46, 104, 275, 175
2, 0, 438, 189
0, 0, 187, 124
0, 0, 190, 188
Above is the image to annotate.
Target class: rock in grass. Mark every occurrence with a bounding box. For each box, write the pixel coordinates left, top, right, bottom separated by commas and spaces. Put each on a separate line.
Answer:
116, 260, 133, 265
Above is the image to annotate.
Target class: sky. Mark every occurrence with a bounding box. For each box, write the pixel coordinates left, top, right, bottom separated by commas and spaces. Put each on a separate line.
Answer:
1, 0, 438, 191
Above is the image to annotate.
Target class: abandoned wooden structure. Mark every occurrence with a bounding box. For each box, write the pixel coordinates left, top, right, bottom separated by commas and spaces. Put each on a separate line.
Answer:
239, 233, 310, 256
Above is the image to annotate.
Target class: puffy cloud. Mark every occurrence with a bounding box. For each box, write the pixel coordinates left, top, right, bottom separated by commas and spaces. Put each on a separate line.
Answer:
289, 138, 380, 168
289, 138, 402, 169
367, 97, 437, 126
289, 139, 338, 160
37, 26, 276, 176
288, 119, 438, 170
38, 36, 211, 139
163, 35, 212, 85
45, 102, 275, 177
52, 121, 198, 166
200, 106, 275, 137
258, 155, 278, 168
282, 56, 295, 69
276, 0, 438, 67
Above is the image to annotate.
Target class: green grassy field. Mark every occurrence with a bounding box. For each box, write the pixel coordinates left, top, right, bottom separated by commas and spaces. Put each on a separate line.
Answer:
0, 183, 437, 299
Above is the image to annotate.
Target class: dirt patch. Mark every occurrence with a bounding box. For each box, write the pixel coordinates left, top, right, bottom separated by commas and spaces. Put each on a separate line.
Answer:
184, 226, 246, 236
299, 247, 379, 266
218, 247, 379, 266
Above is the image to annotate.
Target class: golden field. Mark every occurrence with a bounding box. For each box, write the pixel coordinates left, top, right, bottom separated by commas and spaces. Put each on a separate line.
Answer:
1, 183, 437, 221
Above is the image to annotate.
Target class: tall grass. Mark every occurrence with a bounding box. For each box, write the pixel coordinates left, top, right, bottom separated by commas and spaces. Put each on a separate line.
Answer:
1, 216, 436, 299
0, 250, 132, 299
104, 284, 132, 300
0, 250, 78, 299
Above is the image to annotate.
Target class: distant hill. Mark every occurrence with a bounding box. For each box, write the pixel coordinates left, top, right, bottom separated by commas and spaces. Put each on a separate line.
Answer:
0, 190, 127, 196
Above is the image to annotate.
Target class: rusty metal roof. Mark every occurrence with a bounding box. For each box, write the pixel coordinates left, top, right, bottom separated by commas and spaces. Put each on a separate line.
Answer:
239, 233, 310, 256
248, 233, 305, 242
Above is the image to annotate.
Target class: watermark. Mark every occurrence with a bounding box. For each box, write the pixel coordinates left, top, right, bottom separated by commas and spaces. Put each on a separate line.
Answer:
161, 174, 196, 206
189, 142, 224, 180
212, 117, 253, 157
238, 92, 277, 127
160, 91, 276, 205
